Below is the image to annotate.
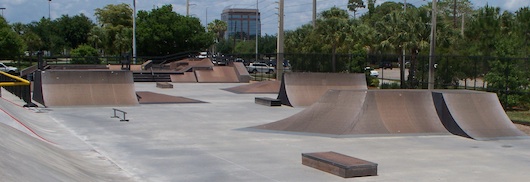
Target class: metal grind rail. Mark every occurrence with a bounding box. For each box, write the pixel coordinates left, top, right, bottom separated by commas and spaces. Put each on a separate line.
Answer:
111, 108, 129, 122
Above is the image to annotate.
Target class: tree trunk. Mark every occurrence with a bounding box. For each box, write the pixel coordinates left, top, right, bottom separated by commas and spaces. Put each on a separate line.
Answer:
399, 49, 405, 88
332, 44, 337, 72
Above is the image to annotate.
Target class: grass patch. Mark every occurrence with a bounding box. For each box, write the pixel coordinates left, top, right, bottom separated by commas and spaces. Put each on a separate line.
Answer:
507, 110, 530, 125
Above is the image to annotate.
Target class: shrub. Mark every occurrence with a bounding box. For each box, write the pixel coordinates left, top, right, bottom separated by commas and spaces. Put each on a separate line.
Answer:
70, 45, 100, 64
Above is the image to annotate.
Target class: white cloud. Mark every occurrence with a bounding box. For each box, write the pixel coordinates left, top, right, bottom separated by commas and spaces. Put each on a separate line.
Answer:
503, 0, 530, 11
0, 0, 27, 5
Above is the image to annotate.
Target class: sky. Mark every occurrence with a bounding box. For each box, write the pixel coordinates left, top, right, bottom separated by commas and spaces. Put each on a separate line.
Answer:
0, 0, 529, 35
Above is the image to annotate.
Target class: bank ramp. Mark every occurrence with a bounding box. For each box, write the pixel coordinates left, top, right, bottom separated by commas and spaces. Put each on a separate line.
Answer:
33, 70, 139, 107
277, 72, 367, 107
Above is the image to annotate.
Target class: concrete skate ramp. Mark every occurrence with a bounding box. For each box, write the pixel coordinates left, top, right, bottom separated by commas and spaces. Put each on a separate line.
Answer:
171, 58, 214, 72
223, 80, 280, 94
136, 91, 205, 104
195, 66, 240, 83
170, 72, 198, 82
277, 72, 367, 107
434, 91, 528, 140
0, 97, 132, 181
255, 90, 448, 135
37, 70, 139, 107
232, 62, 251, 83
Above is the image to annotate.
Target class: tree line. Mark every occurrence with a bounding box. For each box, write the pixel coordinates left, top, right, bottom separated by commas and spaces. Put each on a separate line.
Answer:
0, 4, 214, 59
282, 0, 529, 109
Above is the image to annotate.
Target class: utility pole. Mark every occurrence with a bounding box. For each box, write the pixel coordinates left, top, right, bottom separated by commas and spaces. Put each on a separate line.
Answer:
401, 0, 407, 88
312, 0, 316, 27
256, 0, 259, 63
186, 0, 189, 16
48, 0, 51, 20
461, 13, 465, 36
428, 0, 438, 89
132, 0, 137, 64
277, 0, 284, 81
453, 0, 457, 28
0, 8, 5, 17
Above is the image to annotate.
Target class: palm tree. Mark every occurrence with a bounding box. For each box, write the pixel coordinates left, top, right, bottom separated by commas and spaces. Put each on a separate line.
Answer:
207, 19, 227, 53
88, 26, 105, 55
315, 7, 350, 72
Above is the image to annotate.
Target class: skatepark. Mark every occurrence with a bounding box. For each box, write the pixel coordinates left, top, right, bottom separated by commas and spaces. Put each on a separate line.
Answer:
1, 66, 530, 181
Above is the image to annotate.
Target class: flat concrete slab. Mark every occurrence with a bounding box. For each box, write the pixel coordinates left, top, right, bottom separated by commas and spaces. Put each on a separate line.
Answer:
2, 83, 530, 181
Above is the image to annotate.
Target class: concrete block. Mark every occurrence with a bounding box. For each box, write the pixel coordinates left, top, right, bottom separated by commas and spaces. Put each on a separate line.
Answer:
302, 151, 377, 178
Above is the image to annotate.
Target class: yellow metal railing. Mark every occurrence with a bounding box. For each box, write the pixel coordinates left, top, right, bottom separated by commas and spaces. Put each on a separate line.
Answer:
0, 71, 30, 86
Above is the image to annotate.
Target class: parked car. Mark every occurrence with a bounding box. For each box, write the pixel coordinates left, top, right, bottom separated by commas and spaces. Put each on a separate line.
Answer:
197, 52, 208, 59
216, 57, 228, 66
267, 59, 291, 68
379, 62, 392, 70
0, 63, 18, 74
365, 66, 379, 77
246, 62, 275, 74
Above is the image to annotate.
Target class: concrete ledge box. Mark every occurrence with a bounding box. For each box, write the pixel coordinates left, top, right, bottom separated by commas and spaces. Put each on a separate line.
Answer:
302, 151, 377, 178
156, 82, 173, 89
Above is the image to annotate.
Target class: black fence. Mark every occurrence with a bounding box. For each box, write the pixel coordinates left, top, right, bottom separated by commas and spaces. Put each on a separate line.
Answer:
226, 53, 530, 109
1, 52, 529, 108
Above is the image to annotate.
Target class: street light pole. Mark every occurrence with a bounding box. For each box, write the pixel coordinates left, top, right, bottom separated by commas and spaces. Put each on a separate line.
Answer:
48, 0, 51, 20
186, 0, 190, 16
277, 0, 284, 81
428, 0, 438, 89
255, 0, 259, 64
0, 8, 5, 17
132, 0, 137, 64
312, 0, 316, 27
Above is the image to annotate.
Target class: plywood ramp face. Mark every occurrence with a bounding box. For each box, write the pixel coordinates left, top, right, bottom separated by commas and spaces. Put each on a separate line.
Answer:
255, 90, 368, 135
278, 72, 367, 107
254, 90, 449, 136
170, 72, 198, 82
372, 90, 448, 134
40, 70, 138, 107
439, 92, 528, 140
195, 67, 239, 83
232, 62, 251, 83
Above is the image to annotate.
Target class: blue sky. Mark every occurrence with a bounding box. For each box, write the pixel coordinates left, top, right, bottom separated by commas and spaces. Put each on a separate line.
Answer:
0, 0, 528, 35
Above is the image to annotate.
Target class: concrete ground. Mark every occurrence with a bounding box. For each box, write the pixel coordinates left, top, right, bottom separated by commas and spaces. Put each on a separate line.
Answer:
3, 82, 530, 181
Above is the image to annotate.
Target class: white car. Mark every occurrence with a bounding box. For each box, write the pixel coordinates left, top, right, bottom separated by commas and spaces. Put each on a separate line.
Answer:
246, 62, 275, 74
0, 62, 18, 74
197, 52, 208, 59
365, 66, 379, 77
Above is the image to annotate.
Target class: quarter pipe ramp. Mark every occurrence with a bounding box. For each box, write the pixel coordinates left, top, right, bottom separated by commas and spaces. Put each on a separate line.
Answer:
277, 72, 367, 107
254, 89, 527, 140
434, 91, 528, 140
33, 70, 139, 107
256, 90, 449, 135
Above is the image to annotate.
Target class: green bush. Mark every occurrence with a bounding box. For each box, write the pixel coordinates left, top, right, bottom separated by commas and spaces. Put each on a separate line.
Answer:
381, 82, 401, 89
70, 45, 100, 64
